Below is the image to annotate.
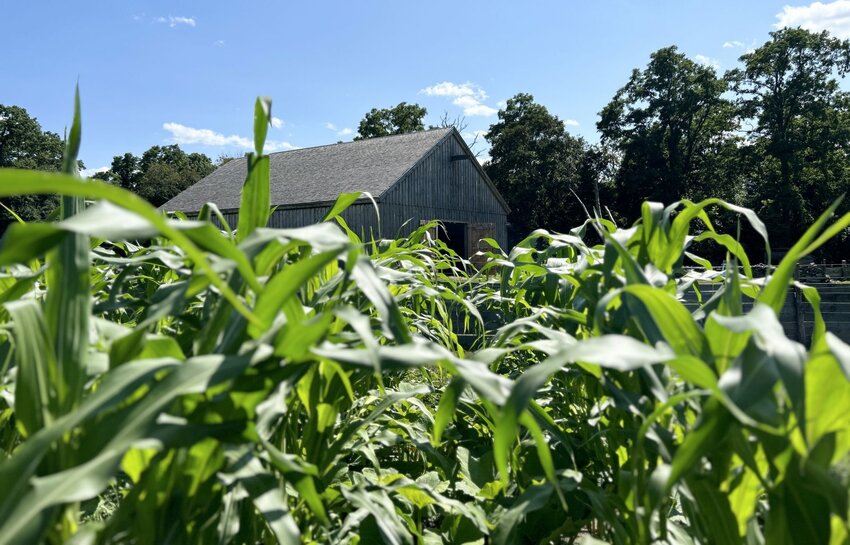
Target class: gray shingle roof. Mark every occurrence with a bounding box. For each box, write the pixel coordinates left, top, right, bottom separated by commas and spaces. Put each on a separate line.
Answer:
161, 127, 454, 213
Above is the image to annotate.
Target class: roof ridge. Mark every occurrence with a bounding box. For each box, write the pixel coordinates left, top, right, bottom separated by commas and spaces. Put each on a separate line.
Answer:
264, 126, 453, 157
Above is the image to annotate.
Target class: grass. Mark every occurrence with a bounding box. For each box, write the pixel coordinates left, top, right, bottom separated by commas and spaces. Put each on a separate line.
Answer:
0, 95, 849, 544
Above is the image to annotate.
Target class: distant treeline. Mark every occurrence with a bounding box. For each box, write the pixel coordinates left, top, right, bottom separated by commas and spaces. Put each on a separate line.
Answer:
482, 28, 850, 261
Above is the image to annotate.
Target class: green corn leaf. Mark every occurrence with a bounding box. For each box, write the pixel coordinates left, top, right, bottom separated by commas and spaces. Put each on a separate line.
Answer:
323, 191, 364, 222
0, 169, 258, 325
759, 198, 849, 313
623, 284, 708, 358
249, 248, 343, 338
662, 198, 769, 274
686, 478, 741, 545
7, 300, 56, 435
44, 87, 90, 416
0, 349, 264, 544
431, 377, 465, 446
237, 154, 271, 243
253, 96, 272, 156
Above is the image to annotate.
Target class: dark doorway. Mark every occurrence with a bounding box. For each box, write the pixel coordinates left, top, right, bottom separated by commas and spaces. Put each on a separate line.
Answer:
439, 222, 467, 256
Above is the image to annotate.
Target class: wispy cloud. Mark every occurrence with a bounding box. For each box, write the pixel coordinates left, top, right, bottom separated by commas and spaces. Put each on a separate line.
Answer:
214, 39, 225, 47
163, 122, 296, 152
324, 122, 353, 137
694, 54, 721, 70
265, 141, 298, 152
271, 117, 284, 129
723, 40, 746, 48
81, 166, 109, 178
563, 119, 580, 127
775, 0, 850, 38
420, 81, 498, 117
156, 16, 196, 28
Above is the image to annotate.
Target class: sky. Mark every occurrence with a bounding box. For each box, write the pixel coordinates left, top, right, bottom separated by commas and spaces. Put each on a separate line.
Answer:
3, 1, 850, 176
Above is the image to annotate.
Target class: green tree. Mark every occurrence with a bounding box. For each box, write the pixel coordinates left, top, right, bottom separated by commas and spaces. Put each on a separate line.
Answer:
96, 145, 215, 207
598, 46, 741, 220
0, 104, 78, 222
355, 102, 427, 140
485, 93, 587, 235
729, 28, 850, 250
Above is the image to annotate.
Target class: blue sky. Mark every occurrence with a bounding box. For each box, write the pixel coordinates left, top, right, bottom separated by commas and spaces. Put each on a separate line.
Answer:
3, 1, 850, 175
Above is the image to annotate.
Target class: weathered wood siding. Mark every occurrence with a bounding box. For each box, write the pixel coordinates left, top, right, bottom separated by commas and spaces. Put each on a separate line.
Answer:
683, 282, 850, 345
269, 202, 382, 241
205, 202, 381, 241
380, 133, 508, 248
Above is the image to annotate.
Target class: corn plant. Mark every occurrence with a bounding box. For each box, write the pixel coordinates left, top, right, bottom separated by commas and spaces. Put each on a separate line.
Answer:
0, 93, 848, 544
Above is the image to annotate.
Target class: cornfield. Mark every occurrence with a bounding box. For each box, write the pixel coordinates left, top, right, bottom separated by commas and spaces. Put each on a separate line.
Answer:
1, 94, 849, 544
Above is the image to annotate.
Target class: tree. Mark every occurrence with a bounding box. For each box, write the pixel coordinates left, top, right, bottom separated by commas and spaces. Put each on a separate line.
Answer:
0, 104, 78, 222
577, 142, 620, 219
485, 93, 587, 236
729, 28, 850, 250
598, 46, 741, 220
96, 145, 215, 207
355, 102, 427, 140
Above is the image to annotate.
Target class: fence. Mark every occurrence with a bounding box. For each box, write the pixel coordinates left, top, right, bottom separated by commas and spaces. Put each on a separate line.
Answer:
682, 264, 850, 345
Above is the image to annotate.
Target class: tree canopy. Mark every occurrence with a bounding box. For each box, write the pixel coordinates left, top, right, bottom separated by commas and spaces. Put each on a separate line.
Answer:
729, 28, 850, 248
355, 102, 427, 140
0, 104, 78, 222
93, 145, 216, 207
485, 93, 587, 235
598, 46, 740, 219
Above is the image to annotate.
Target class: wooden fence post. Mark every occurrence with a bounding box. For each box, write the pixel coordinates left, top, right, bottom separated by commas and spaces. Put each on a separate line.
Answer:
792, 264, 807, 343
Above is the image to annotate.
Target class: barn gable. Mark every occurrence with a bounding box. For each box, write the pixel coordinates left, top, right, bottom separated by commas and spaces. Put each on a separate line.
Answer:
381, 130, 509, 255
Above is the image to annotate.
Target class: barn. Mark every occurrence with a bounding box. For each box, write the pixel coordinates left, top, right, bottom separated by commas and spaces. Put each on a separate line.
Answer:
161, 127, 510, 256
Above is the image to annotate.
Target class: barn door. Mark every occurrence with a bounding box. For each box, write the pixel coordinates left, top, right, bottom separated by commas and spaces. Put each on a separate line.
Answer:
469, 223, 495, 268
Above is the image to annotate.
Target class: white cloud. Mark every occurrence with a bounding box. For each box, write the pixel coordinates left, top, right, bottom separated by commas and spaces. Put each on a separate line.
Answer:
81, 166, 109, 178
324, 122, 353, 137
214, 39, 225, 47
775, 0, 850, 38
694, 54, 721, 70
163, 122, 296, 152
156, 16, 196, 28
563, 119, 580, 127
723, 40, 746, 48
271, 117, 284, 129
420, 81, 498, 117
266, 140, 298, 152
164, 123, 252, 147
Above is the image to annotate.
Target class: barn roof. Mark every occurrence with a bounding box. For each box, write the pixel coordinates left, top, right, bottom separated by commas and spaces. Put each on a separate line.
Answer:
161, 127, 457, 213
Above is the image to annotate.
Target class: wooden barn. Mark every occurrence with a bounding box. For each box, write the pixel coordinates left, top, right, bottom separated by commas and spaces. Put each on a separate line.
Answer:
161, 127, 510, 256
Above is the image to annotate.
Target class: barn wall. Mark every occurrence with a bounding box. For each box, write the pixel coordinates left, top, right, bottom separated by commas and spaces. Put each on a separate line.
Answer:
268, 202, 382, 240
190, 202, 381, 241
380, 133, 508, 249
